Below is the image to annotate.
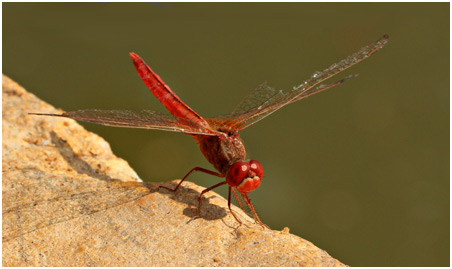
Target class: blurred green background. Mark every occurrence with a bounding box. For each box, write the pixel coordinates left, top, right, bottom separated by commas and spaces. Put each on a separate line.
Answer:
3, 3, 449, 266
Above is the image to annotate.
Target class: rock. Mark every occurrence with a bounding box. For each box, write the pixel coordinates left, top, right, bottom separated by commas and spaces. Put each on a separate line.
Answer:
2, 74, 346, 266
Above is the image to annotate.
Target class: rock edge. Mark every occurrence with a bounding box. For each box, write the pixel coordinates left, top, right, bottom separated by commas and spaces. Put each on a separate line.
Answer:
2, 74, 346, 266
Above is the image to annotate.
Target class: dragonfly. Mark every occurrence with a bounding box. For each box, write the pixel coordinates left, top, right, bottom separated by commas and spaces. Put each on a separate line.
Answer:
31, 35, 388, 227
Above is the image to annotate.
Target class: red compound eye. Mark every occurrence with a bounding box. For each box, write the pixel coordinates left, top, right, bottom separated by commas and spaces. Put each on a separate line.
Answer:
249, 159, 263, 178
226, 161, 250, 187
226, 160, 264, 194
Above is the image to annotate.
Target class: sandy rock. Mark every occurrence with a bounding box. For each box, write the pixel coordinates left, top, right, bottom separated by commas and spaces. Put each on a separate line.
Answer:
2, 74, 346, 266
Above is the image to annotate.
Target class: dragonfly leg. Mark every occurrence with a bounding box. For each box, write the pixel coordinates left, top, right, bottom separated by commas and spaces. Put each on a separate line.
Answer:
159, 167, 223, 192
197, 181, 227, 218
241, 193, 269, 229
228, 187, 242, 225
231, 188, 246, 213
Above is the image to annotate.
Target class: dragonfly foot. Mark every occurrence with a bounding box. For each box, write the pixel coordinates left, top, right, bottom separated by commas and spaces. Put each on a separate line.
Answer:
158, 185, 178, 193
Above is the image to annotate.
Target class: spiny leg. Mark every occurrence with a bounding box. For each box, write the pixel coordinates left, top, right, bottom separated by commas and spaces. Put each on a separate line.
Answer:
241, 193, 268, 228
228, 187, 242, 225
159, 167, 222, 192
197, 181, 227, 218
231, 188, 245, 213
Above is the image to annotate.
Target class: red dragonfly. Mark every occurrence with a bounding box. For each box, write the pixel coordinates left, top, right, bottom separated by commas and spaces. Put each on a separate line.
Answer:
31, 35, 388, 227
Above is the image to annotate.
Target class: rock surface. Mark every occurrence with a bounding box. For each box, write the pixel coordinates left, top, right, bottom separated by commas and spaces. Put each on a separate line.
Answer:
2, 74, 346, 266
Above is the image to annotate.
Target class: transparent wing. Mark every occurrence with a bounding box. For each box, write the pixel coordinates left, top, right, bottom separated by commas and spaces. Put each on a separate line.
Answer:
219, 35, 389, 131
30, 109, 219, 136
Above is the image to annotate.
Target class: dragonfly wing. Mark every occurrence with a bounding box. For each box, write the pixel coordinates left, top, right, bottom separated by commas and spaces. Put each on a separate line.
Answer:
220, 35, 389, 131
30, 109, 219, 136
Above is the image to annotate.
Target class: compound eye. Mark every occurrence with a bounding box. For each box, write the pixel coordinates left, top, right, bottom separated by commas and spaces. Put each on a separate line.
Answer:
249, 159, 263, 178
226, 161, 250, 187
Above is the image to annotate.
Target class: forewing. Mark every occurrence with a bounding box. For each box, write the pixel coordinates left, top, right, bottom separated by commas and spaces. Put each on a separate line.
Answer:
220, 35, 389, 130
31, 109, 219, 136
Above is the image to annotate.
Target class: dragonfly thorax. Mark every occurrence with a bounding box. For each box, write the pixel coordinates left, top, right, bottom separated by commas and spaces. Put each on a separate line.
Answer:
195, 131, 247, 175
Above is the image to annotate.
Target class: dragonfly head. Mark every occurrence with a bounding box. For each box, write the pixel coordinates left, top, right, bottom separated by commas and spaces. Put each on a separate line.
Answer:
226, 159, 263, 193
